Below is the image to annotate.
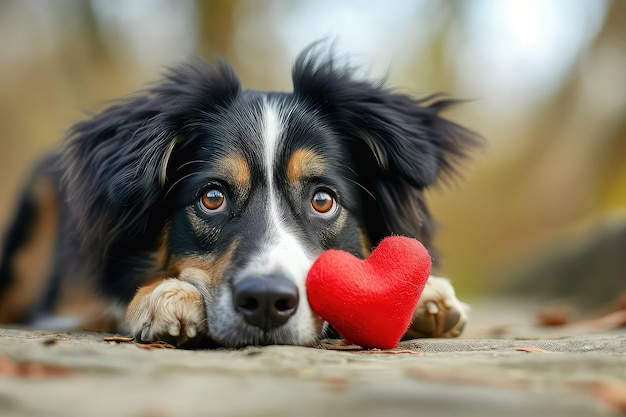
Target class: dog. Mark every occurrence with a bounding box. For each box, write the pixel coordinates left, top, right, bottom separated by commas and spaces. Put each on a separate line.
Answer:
0, 46, 480, 348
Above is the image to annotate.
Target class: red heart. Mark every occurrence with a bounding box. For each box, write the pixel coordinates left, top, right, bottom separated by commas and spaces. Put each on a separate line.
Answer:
306, 236, 431, 349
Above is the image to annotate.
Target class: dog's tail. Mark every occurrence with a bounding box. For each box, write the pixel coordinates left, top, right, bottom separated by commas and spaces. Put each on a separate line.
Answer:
0, 155, 62, 323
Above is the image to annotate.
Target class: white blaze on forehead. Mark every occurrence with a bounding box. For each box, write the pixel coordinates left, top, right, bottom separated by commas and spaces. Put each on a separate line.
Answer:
245, 99, 318, 343
262, 100, 282, 188
259, 99, 314, 277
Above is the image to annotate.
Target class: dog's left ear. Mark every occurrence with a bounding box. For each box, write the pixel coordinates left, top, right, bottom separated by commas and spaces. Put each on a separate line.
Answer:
292, 48, 482, 247
293, 52, 480, 189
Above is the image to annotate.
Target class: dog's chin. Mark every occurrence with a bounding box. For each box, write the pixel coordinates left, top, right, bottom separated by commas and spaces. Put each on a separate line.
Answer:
208, 323, 320, 348
205, 317, 325, 348
206, 309, 326, 348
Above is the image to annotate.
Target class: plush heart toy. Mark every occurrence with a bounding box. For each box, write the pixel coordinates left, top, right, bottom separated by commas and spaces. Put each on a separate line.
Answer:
306, 236, 431, 349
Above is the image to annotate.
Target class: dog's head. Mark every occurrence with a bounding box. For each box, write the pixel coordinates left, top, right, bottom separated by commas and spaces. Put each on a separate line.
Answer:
61, 46, 479, 347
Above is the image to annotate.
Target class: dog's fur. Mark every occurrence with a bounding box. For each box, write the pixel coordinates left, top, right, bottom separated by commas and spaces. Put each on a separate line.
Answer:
0, 46, 480, 347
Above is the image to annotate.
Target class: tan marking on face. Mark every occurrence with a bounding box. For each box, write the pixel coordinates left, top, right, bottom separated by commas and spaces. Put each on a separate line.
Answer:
168, 238, 240, 286
217, 154, 250, 194
360, 229, 373, 258
125, 232, 238, 331
0, 176, 58, 323
287, 148, 325, 185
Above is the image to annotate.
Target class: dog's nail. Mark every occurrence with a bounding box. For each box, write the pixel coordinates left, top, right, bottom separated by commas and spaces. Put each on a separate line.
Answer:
168, 323, 181, 337
426, 301, 439, 315
186, 325, 197, 338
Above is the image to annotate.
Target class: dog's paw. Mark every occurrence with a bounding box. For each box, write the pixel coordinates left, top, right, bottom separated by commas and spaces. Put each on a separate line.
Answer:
126, 278, 207, 347
405, 276, 469, 339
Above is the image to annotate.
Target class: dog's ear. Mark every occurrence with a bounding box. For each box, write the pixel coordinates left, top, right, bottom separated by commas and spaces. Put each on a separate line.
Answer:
292, 48, 482, 247
59, 61, 240, 251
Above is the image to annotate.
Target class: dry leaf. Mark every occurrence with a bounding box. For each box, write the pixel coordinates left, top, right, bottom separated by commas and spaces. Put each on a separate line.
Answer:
103, 336, 134, 343
571, 309, 626, 331
571, 379, 626, 413
515, 347, 550, 353
322, 376, 350, 390
135, 341, 176, 350
319, 341, 419, 354
358, 349, 420, 355
41, 337, 70, 346
319, 341, 364, 351
536, 304, 571, 327
0, 354, 71, 378
592, 380, 626, 412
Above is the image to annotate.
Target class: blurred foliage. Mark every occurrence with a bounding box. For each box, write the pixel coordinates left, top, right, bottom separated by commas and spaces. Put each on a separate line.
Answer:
0, 0, 624, 302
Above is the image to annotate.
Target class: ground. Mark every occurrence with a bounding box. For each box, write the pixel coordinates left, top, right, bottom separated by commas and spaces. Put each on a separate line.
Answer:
0, 299, 624, 417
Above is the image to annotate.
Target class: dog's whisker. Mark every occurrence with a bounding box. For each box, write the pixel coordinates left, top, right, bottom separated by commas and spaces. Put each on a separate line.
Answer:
177, 159, 213, 171
344, 176, 376, 201
164, 171, 204, 199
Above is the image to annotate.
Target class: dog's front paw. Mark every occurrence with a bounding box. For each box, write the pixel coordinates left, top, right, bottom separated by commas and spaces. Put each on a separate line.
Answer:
405, 276, 469, 339
126, 278, 207, 347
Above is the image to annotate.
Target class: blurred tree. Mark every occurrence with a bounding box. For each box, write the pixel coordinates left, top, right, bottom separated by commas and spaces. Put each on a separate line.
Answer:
75, 0, 112, 63
57, 0, 118, 103
586, 1, 626, 211
428, 0, 624, 296
395, 2, 456, 93
196, 0, 238, 61
488, 0, 626, 306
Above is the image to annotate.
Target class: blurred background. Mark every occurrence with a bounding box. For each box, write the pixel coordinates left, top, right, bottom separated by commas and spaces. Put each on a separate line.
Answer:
0, 0, 624, 313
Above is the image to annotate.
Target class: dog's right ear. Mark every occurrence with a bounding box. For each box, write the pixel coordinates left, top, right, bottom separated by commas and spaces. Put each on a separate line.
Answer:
59, 61, 240, 251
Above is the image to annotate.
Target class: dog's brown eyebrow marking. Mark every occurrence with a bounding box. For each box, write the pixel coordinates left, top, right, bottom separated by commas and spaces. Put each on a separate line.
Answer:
217, 154, 251, 193
287, 148, 325, 185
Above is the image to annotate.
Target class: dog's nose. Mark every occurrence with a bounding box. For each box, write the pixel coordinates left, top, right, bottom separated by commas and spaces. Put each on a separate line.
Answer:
232, 275, 299, 331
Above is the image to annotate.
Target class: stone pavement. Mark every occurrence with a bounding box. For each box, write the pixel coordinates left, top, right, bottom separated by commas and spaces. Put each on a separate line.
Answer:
0, 300, 624, 417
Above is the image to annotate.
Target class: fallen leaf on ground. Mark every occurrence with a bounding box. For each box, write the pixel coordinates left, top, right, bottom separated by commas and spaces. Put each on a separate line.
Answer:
0, 354, 72, 378
41, 337, 70, 346
135, 341, 177, 350
358, 349, 420, 355
318, 341, 419, 354
319, 341, 364, 351
322, 376, 350, 390
515, 347, 550, 353
536, 304, 572, 327
103, 336, 134, 343
571, 309, 626, 331
571, 379, 626, 413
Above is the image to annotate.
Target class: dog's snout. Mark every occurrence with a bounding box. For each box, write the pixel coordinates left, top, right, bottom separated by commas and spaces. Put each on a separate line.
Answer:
233, 275, 299, 331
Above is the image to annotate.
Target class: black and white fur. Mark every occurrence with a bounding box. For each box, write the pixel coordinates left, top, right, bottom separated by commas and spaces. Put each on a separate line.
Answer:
0, 46, 479, 348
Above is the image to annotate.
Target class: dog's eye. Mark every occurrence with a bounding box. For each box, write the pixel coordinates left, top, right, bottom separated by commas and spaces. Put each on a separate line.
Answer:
311, 191, 336, 215
201, 188, 226, 212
